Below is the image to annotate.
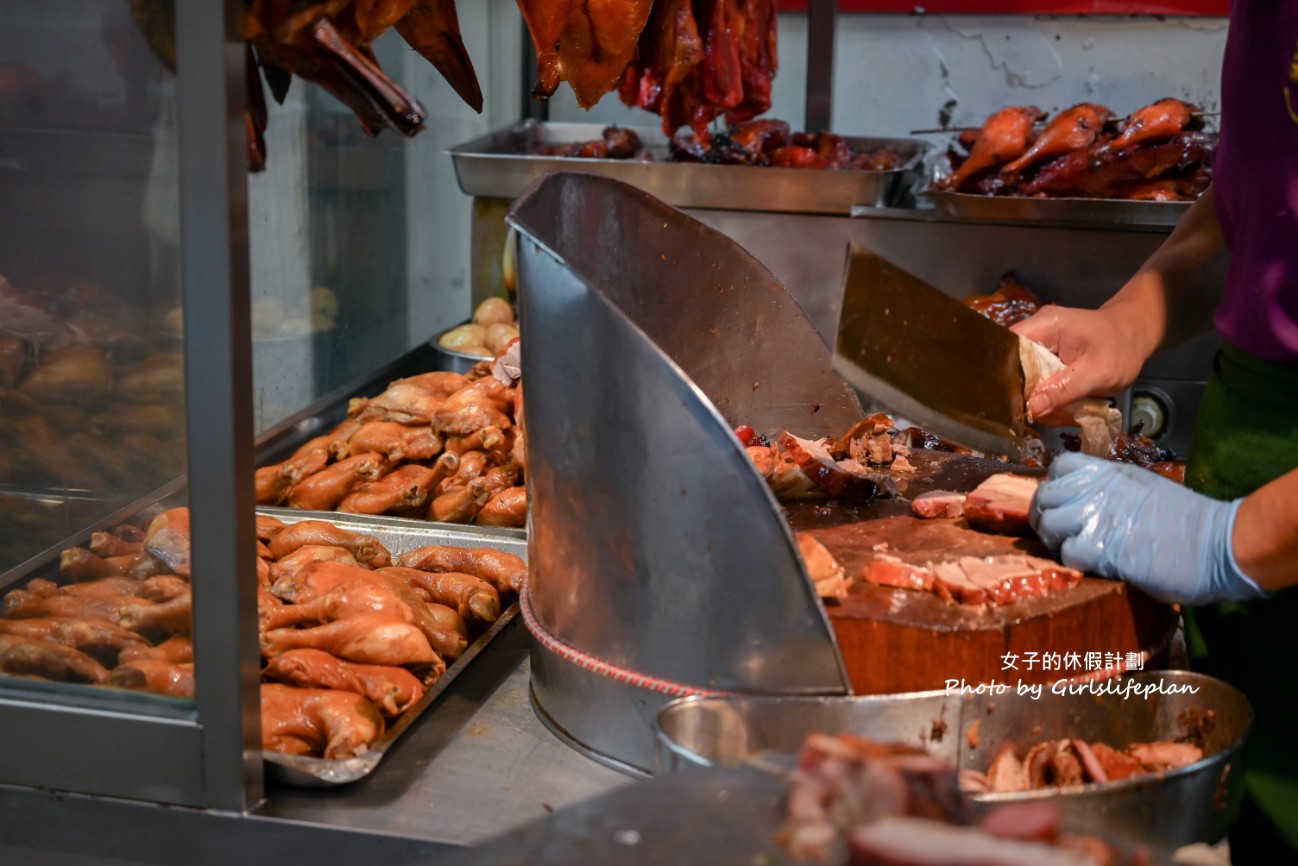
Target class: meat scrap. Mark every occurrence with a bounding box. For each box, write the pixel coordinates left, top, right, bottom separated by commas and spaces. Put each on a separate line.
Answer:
780, 733, 1142, 866
962, 737, 1204, 793
796, 533, 850, 602
776, 431, 898, 504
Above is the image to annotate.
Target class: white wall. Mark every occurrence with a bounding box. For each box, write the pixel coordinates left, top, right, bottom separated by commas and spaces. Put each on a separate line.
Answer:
546, 13, 1228, 135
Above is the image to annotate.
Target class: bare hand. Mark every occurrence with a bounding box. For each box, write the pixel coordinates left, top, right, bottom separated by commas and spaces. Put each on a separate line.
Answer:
1010, 304, 1153, 425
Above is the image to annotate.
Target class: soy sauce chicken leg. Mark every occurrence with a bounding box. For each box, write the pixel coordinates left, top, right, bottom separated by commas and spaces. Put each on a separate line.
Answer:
941, 105, 1044, 191
1000, 102, 1112, 177
260, 612, 440, 666
264, 648, 428, 715
260, 683, 385, 760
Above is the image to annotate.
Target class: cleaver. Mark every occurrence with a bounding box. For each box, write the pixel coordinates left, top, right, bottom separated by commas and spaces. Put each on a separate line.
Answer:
832, 244, 1028, 459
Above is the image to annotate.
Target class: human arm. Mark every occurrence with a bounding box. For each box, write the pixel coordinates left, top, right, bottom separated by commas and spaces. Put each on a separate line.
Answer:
1030, 452, 1298, 605
1010, 186, 1228, 423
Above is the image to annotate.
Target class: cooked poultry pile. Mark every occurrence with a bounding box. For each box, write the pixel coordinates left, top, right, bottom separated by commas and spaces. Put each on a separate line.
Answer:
781, 733, 1151, 865
963, 736, 1205, 794
0, 506, 524, 761
531, 126, 651, 160
128, 0, 484, 170
0, 275, 186, 495
936, 98, 1214, 201
670, 119, 905, 170
527, 120, 909, 174
256, 344, 526, 528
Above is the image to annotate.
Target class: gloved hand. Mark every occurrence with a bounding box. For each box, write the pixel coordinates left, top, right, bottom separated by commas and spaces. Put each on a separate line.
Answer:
1030, 452, 1269, 606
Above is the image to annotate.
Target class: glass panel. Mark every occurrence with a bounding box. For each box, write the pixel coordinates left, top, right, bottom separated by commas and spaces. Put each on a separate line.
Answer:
0, 1, 192, 701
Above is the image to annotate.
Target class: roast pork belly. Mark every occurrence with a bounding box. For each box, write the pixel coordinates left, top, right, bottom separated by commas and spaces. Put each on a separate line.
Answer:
861, 553, 1081, 608
962, 474, 1039, 534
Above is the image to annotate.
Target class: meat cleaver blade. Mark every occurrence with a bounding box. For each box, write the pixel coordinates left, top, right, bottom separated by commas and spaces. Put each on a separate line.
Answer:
832, 244, 1028, 459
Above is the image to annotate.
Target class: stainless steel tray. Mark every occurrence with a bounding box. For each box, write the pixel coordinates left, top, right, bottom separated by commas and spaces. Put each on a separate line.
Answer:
923, 186, 1193, 228
450, 120, 929, 215
258, 511, 528, 785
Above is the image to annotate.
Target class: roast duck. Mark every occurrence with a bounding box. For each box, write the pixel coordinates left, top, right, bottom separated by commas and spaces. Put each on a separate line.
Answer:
255, 340, 526, 528
128, 0, 485, 170
937, 98, 1214, 201
0, 506, 525, 761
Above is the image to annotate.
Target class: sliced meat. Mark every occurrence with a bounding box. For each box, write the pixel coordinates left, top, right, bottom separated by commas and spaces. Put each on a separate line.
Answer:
912, 490, 966, 519
962, 474, 1039, 534
862, 554, 934, 592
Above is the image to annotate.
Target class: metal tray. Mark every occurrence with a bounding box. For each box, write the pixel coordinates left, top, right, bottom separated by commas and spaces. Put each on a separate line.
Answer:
258, 510, 528, 785
923, 186, 1193, 228
449, 120, 929, 215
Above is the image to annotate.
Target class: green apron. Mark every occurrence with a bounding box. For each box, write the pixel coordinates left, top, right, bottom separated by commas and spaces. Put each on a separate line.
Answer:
1184, 342, 1298, 861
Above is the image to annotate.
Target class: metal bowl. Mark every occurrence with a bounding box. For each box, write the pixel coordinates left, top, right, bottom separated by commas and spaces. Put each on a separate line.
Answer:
429, 322, 494, 374
958, 670, 1252, 854
653, 671, 1251, 856
654, 690, 960, 773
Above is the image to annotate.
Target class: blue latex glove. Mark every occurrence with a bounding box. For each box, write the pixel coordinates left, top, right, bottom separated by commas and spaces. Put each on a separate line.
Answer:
1030, 452, 1269, 606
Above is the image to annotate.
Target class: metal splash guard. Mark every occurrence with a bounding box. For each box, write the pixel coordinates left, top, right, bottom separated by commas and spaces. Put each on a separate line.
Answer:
507, 171, 859, 774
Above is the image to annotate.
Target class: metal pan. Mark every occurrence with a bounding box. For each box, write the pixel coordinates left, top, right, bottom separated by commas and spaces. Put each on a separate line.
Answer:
258, 511, 527, 785
923, 187, 1192, 229
449, 120, 929, 214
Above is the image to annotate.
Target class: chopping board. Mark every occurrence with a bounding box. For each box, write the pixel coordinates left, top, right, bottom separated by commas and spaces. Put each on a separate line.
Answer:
787, 450, 1177, 696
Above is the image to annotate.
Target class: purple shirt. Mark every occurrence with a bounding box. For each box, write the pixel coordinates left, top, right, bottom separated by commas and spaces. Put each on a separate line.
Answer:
1213, 0, 1298, 362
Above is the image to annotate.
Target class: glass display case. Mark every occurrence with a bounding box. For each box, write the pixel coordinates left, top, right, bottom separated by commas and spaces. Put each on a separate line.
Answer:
0, 0, 508, 814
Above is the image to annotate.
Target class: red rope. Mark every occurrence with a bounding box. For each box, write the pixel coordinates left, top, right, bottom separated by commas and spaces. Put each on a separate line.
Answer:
519, 577, 729, 698
521, 577, 1181, 695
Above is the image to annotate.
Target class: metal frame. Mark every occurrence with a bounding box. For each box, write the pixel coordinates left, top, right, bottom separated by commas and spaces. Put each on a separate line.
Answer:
175, 0, 263, 811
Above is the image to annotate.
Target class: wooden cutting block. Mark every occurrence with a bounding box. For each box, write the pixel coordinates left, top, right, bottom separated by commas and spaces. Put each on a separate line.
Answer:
788, 451, 1177, 696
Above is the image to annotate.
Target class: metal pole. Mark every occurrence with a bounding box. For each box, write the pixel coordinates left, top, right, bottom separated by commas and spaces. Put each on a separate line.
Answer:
805, 0, 837, 132
174, 0, 264, 811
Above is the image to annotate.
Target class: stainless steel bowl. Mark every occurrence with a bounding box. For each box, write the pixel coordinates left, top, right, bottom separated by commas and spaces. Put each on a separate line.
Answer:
654, 690, 960, 773
429, 322, 493, 374
653, 671, 1251, 856
959, 670, 1252, 854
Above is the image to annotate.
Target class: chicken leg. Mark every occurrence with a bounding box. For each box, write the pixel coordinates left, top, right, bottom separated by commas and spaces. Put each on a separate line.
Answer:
940, 105, 1044, 191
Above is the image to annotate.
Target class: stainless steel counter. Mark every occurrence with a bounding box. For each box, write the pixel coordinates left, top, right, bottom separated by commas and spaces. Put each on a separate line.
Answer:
0, 619, 633, 865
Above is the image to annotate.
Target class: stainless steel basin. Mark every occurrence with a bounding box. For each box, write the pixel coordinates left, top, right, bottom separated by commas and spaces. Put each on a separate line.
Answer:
654, 670, 1252, 855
